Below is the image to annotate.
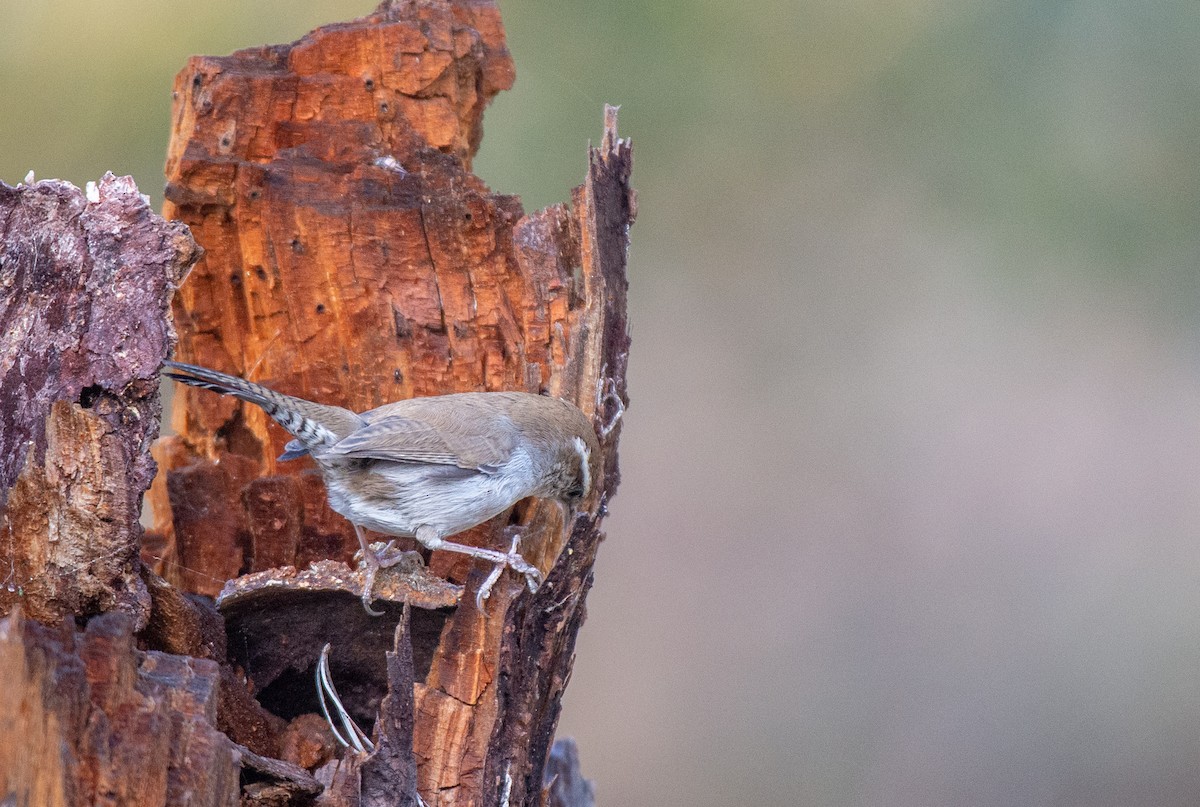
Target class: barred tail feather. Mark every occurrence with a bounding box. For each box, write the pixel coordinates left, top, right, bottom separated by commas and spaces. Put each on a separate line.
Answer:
163, 360, 357, 451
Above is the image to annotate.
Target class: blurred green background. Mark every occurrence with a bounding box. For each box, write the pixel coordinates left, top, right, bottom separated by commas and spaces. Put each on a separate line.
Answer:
5, 1, 1200, 805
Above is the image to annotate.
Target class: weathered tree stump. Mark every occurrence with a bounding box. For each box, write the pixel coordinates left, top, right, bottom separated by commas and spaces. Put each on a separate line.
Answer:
154, 2, 633, 806
0, 1, 632, 804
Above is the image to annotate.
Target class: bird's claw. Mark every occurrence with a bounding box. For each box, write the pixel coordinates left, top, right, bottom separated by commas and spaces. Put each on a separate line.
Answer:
354, 540, 422, 616
596, 374, 624, 438
475, 562, 506, 610
473, 532, 544, 608
510, 557, 543, 591
358, 559, 385, 617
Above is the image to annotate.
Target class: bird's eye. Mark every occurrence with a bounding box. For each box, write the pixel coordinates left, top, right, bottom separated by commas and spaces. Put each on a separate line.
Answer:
565, 483, 584, 500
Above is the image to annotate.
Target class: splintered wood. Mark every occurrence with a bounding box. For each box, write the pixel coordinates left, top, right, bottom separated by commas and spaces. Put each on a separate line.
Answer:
154, 1, 633, 805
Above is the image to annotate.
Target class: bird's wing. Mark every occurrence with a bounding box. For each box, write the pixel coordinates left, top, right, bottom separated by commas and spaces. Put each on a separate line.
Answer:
326, 414, 513, 471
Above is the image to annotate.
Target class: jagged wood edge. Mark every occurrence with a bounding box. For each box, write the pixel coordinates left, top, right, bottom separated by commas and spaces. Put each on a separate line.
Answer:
480, 111, 633, 807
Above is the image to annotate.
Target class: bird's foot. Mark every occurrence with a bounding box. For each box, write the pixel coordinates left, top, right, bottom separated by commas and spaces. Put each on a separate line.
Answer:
474, 528, 543, 608
353, 540, 423, 616
350, 538, 427, 614
374, 540, 425, 570
597, 373, 625, 437
505, 553, 544, 591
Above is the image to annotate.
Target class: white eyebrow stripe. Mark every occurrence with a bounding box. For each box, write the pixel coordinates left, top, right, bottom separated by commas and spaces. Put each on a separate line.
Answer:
573, 436, 591, 495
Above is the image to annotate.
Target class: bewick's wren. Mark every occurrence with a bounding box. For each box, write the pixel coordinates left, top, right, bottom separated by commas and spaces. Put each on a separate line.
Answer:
164, 361, 600, 614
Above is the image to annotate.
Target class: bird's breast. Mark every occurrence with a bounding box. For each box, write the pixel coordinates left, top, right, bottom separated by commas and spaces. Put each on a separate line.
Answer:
319, 448, 542, 538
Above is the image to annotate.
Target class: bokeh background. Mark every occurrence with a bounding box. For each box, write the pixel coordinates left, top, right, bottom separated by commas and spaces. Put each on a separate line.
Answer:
5, 2, 1200, 805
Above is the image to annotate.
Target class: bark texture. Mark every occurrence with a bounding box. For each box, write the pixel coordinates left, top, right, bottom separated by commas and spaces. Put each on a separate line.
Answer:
154, 2, 632, 805
0, 176, 330, 804
0, 173, 199, 626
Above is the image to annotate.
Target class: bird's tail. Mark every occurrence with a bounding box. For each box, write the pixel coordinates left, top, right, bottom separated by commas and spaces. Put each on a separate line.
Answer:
163, 360, 362, 452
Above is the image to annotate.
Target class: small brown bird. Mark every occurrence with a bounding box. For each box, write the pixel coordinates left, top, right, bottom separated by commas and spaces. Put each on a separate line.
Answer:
164, 361, 600, 614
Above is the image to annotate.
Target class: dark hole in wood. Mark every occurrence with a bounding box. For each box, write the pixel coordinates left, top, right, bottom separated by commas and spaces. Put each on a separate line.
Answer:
223, 591, 451, 730
78, 383, 105, 408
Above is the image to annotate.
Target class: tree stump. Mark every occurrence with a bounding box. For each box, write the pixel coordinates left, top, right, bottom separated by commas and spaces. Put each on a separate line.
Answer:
152, 2, 634, 806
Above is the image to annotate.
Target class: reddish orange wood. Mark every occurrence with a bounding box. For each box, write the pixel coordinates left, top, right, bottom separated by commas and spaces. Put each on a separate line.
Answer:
154, 2, 634, 805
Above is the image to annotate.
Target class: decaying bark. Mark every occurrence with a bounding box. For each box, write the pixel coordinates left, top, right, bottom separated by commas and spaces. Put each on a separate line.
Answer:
0, 174, 199, 626
0, 1, 632, 805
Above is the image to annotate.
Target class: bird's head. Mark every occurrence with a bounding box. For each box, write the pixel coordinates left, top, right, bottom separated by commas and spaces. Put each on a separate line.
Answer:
534, 399, 602, 511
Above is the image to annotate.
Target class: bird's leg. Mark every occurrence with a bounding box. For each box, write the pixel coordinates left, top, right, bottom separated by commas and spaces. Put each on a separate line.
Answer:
415, 525, 544, 606
353, 524, 386, 616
